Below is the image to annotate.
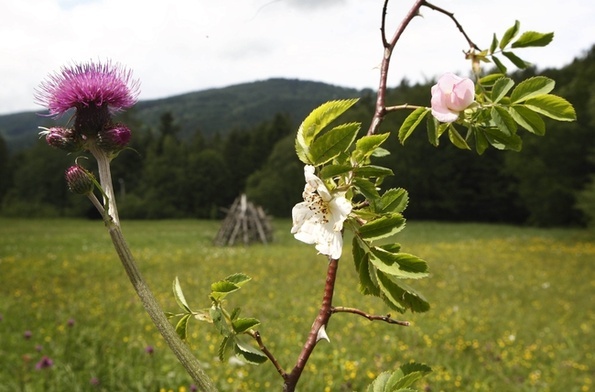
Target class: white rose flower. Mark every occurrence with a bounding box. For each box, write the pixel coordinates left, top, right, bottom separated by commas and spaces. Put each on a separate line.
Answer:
291, 165, 352, 259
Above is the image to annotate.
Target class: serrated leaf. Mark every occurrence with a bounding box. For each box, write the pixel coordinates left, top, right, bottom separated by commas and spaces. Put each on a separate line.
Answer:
359, 213, 406, 241
398, 107, 429, 144
354, 132, 390, 162
472, 127, 490, 155
492, 56, 507, 73
218, 335, 234, 362
379, 188, 409, 214
509, 105, 546, 135
483, 127, 522, 151
524, 94, 577, 121
502, 51, 527, 69
211, 281, 240, 301
489, 33, 498, 54
370, 248, 429, 279
479, 73, 506, 87
510, 76, 555, 103
210, 306, 231, 336
512, 31, 554, 48
448, 126, 471, 150
491, 77, 514, 103
309, 122, 360, 165
491, 106, 517, 136
353, 237, 380, 297
173, 277, 192, 313
319, 164, 352, 179
387, 363, 432, 390
372, 147, 390, 157
426, 115, 439, 146
175, 313, 191, 341
367, 371, 391, 392
353, 177, 381, 202
355, 165, 394, 179
376, 271, 430, 313
499, 20, 520, 49
225, 273, 251, 286
234, 341, 268, 364
232, 317, 260, 334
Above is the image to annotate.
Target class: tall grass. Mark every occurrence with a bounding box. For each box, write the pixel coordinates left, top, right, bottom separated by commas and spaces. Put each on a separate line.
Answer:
0, 218, 593, 391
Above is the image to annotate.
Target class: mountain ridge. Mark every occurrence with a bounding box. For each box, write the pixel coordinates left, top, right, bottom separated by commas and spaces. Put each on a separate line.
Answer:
0, 78, 362, 152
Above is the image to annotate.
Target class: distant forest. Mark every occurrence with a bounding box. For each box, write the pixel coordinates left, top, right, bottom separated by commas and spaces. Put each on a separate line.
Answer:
0, 46, 594, 227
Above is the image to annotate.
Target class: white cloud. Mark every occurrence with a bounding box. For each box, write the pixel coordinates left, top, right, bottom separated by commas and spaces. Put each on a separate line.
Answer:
0, 0, 593, 115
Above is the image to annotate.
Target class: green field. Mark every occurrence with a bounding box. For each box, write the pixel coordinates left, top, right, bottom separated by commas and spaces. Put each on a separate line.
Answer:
0, 218, 593, 391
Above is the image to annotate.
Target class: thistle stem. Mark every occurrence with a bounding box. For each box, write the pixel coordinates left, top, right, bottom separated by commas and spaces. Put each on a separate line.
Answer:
88, 144, 120, 225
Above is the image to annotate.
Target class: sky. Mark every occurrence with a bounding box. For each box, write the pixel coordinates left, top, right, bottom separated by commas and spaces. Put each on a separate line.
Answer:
1, 0, 593, 115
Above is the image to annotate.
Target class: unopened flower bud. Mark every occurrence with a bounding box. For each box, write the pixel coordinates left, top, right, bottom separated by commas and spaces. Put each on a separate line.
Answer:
65, 165, 95, 195
97, 125, 131, 153
39, 127, 81, 152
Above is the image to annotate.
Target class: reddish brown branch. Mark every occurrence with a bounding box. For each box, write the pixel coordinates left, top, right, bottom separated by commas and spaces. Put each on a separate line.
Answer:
283, 257, 339, 392
250, 331, 287, 379
421, 1, 480, 51
331, 306, 410, 326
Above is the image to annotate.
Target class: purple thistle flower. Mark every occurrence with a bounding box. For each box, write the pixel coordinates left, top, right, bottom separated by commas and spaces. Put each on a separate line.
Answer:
65, 165, 95, 195
35, 345, 43, 352
39, 127, 82, 152
190, 384, 198, 392
97, 124, 131, 152
35, 356, 54, 370
67, 318, 76, 327
145, 345, 154, 355
36, 60, 140, 116
24, 330, 32, 340
90, 377, 100, 386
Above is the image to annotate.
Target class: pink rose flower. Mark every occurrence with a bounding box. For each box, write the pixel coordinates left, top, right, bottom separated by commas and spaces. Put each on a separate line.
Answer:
430, 73, 475, 123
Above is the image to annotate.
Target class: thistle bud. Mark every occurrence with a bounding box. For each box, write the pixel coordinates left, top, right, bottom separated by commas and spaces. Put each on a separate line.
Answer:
65, 165, 95, 195
97, 125, 131, 153
39, 127, 82, 152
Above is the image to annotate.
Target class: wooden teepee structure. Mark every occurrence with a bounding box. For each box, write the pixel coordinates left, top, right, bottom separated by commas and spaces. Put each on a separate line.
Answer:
214, 194, 273, 246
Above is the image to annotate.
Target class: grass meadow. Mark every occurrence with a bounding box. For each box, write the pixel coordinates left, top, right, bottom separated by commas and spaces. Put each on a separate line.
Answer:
0, 218, 593, 391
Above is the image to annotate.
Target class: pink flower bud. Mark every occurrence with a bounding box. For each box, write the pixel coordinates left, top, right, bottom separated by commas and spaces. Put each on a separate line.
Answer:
40, 127, 82, 152
65, 165, 95, 195
97, 125, 131, 152
430, 73, 475, 123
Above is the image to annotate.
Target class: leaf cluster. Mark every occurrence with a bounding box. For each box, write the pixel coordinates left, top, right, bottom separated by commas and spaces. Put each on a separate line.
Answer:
169, 275, 267, 365
366, 362, 432, 392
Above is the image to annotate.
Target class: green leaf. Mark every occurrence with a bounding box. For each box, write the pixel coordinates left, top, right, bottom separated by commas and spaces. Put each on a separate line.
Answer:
218, 335, 234, 361
491, 106, 518, 136
211, 280, 240, 301
234, 341, 268, 364
225, 273, 251, 287
232, 317, 260, 334
512, 31, 554, 48
359, 213, 406, 241
173, 277, 192, 313
370, 248, 429, 279
472, 127, 489, 155
510, 76, 555, 103
355, 165, 394, 179
398, 107, 429, 144
489, 33, 498, 54
387, 363, 433, 390
210, 306, 231, 336
320, 164, 352, 179
353, 177, 381, 202
426, 115, 439, 146
502, 51, 527, 68
378, 188, 409, 214
524, 94, 577, 121
448, 126, 471, 150
483, 127, 522, 151
479, 73, 506, 87
492, 56, 507, 73
499, 20, 520, 49
309, 122, 360, 165
353, 133, 391, 162
491, 77, 514, 103
376, 271, 430, 313
353, 237, 380, 296
509, 105, 546, 135
367, 371, 391, 392
175, 313, 191, 341
371, 147, 390, 157
295, 99, 359, 164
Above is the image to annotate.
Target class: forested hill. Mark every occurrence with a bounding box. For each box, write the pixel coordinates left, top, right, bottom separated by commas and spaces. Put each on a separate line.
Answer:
0, 78, 360, 152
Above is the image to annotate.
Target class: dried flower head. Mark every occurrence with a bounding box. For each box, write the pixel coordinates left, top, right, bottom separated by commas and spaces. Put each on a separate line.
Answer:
36, 61, 140, 116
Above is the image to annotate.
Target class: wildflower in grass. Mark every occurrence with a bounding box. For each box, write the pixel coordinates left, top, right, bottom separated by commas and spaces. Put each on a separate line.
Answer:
145, 345, 154, 355
35, 344, 43, 352
67, 318, 75, 327
24, 330, 32, 339
35, 356, 54, 370
291, 165, 352, 260
90, 377, 100, 386
430, 72, 475, 123
36, 60, 139, 137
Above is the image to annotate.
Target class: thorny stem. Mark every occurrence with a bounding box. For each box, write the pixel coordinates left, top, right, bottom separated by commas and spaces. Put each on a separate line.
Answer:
283, 257, 339, 392
90, 151, 216, 392
368, 0, 479, 136
331, 306, 410, 326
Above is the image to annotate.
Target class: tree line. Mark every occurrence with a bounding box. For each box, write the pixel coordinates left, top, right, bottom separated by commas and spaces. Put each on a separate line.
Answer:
0, 47, 593, 226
